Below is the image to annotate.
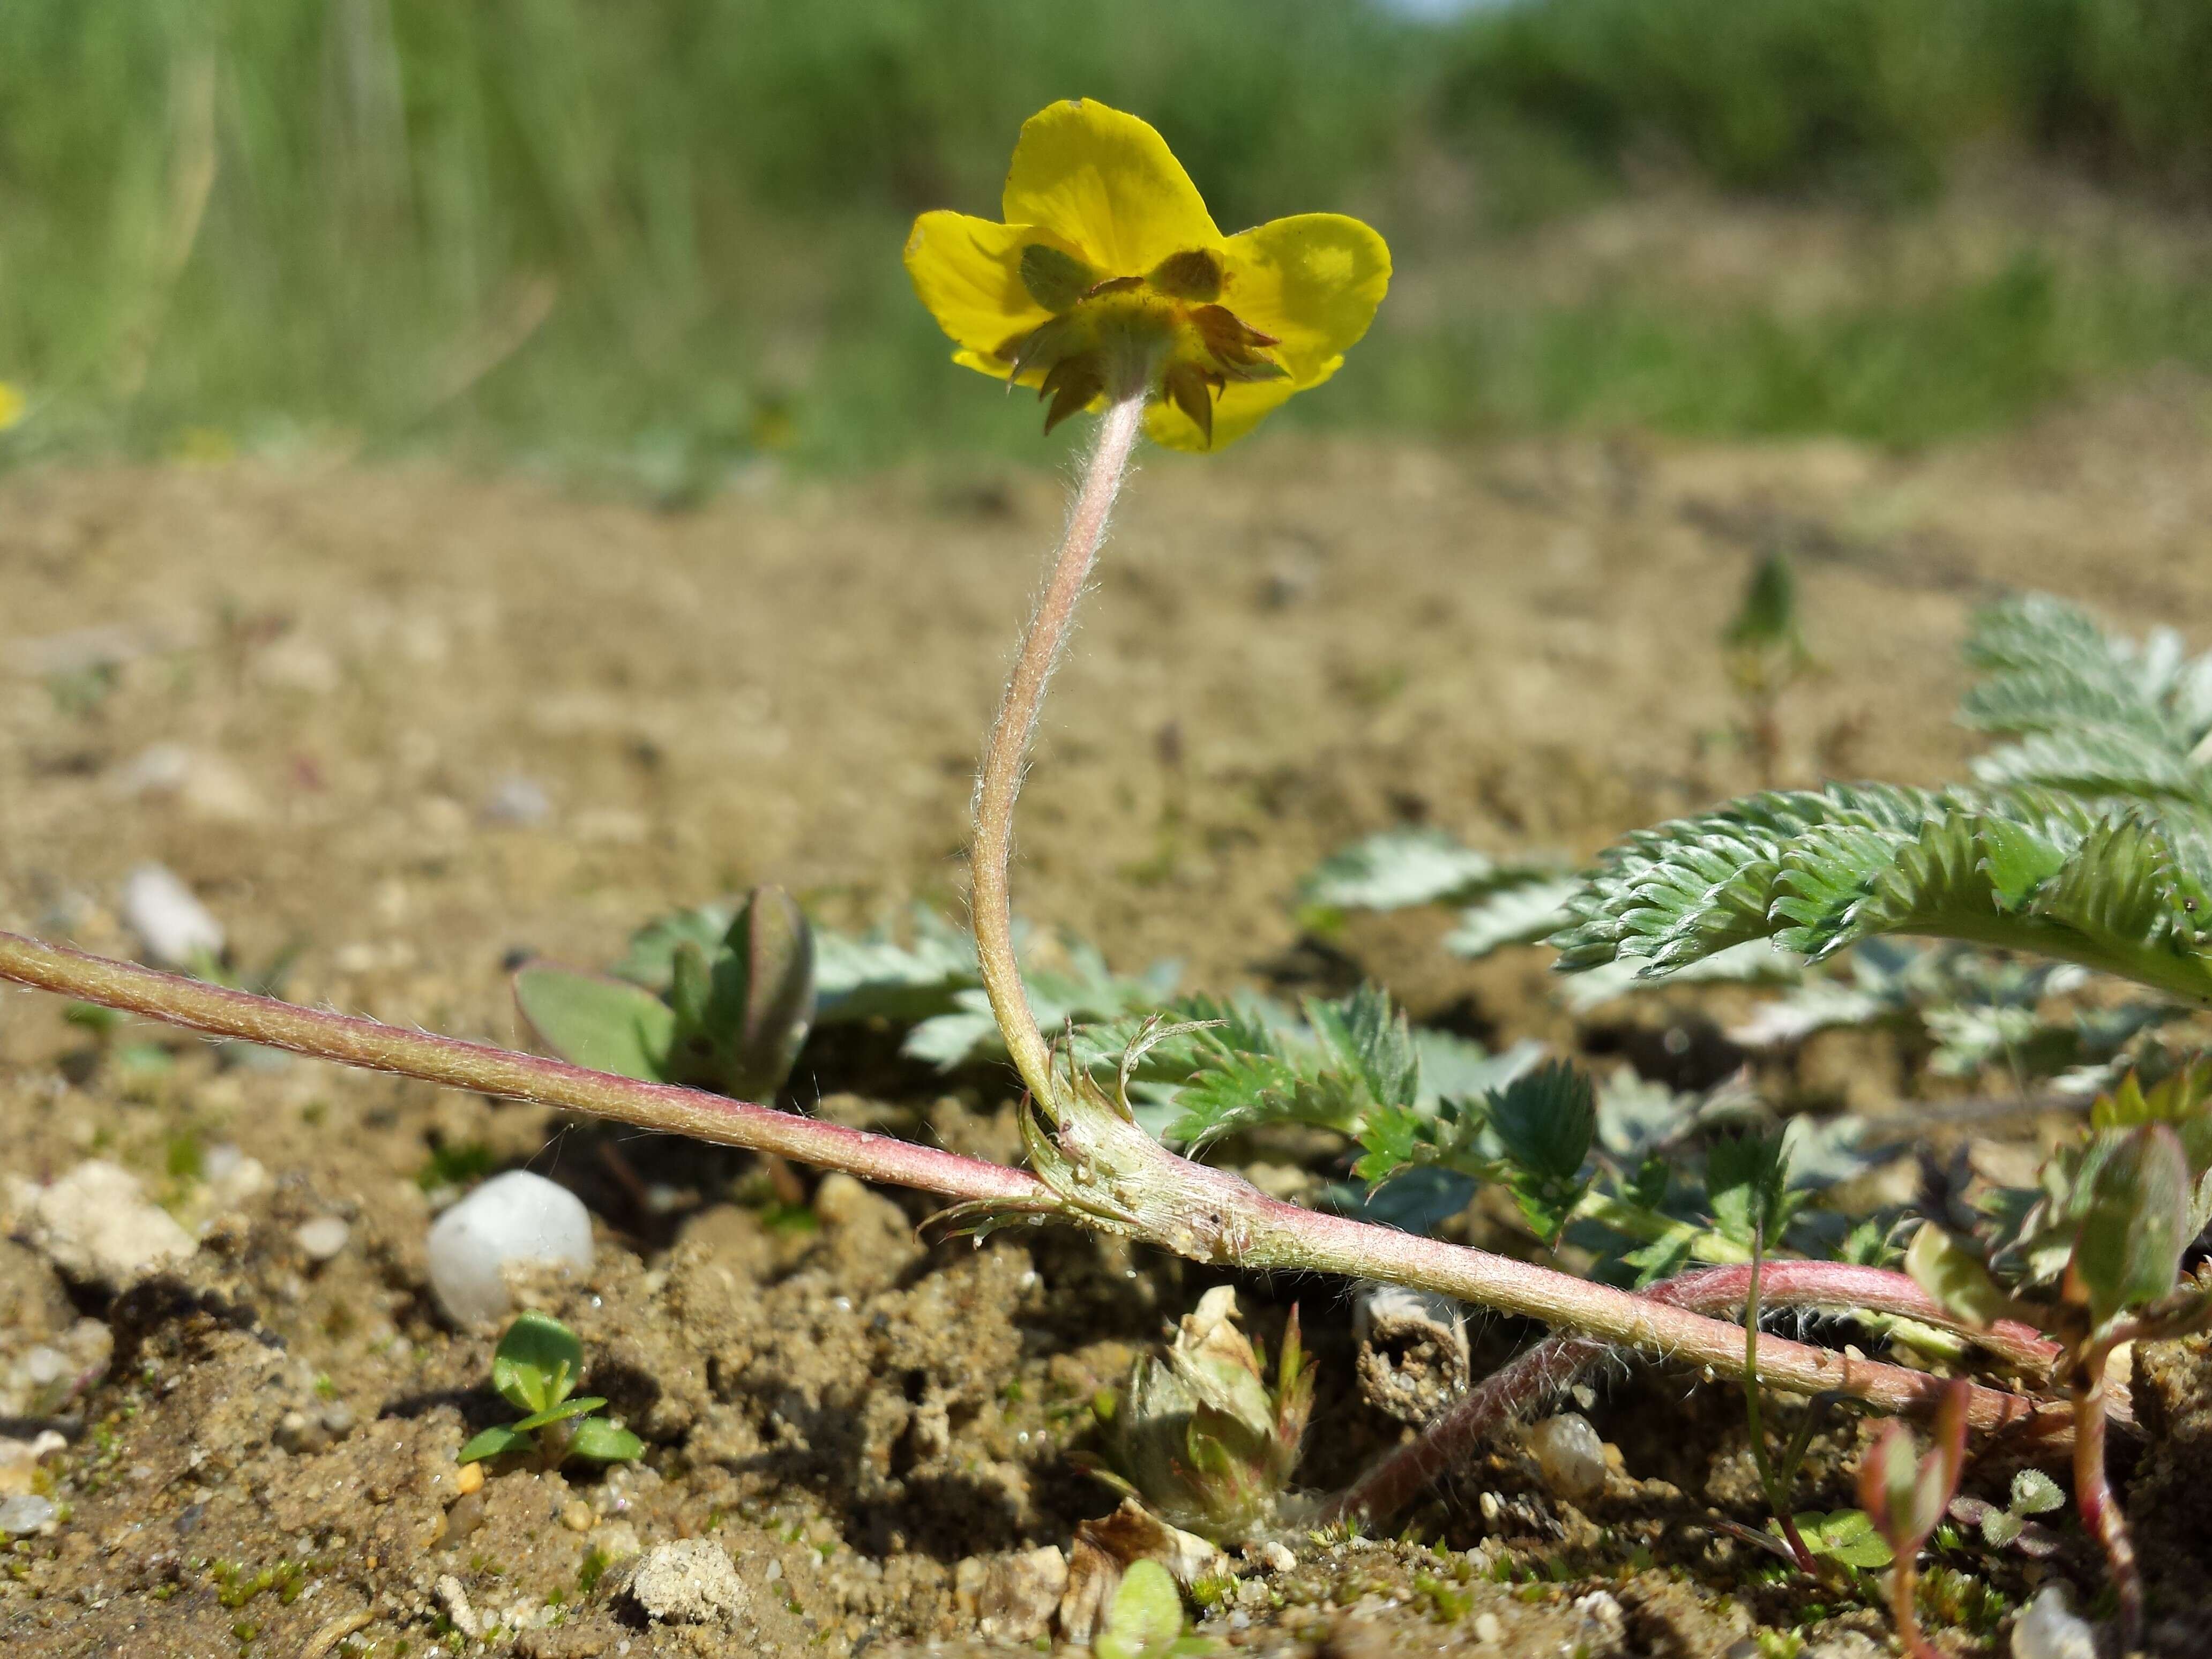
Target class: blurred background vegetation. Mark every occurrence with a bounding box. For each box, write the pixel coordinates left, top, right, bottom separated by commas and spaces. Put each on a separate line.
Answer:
3, 0, 2210, 484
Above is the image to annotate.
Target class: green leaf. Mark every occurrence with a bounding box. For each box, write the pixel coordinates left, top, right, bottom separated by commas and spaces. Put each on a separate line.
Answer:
1904, 1223, 2013, 1329
1797, 1508, 1894, 1570
511, 1395, 607, 1434
2071, 1122, 2191, 1325
1551, 782, 2212, 1004
2011, 1468, 2064, 1516
1484, 1060, 1593, 1183
564, 1416, 645, 1463
492, 1311, 585, 1416
1097, 1560, 1187, 1659
1723, 550, 1801, 654
1444, 878, 1581, 959
513, 965, 677, 1083
458, 1423, 532, 1464
1301, 828, 1535, 912
613, 903, 735, 990
1707, 1131, 1795, 1250
1308, 984, 1420, 1113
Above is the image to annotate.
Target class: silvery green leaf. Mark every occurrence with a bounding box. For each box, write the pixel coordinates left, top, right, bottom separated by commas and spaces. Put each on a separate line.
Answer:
1302, 828, 1556, 911
1416, 1032, 1542, 1108
513, 967, 676, 1083
1444, 878, 1580, 959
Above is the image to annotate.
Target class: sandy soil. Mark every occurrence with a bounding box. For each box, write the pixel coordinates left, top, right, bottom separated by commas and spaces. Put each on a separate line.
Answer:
3, 375, 2211, 1656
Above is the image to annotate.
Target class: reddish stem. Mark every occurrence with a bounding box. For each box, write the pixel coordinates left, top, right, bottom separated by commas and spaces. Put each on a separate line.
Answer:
0, 931, 2058, 1492
2072, 1345, 2140, 1654
1890, 1553, 1939, 1659
1327, 1260, 2072, 1525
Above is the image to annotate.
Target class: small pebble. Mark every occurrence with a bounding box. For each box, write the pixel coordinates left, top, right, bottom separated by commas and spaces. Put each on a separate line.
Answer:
2012, 1585, 2098, 1659
482, 775, 552, 827
435, 1573, 481, 1639
424, 1170, 594, 1327
454, 1460, 485, 1497
1473, 1611, 1503, 1645
274, 1409, 331, 1456
562, 1500, 593, 1532
0, 1494, 57, 1536
294, 1215, 351, 1261
445, 1493, 486, 1542
627, 1539, 748, 1625
119, 863, 225, 966
25, 1160, 196, 1288
1530, 1411, 1609, 1501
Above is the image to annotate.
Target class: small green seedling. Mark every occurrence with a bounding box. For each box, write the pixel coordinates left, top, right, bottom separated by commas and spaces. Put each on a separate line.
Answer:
1790, 1508, 1893, 1571
1095, 1560, 1215, 1659
1721, 547, 1815, 785
1857, 1378, 1970, 1659
458, 1311, 644, 1468
1949, 1468, 2064, 1556
515, 884, 814, 1101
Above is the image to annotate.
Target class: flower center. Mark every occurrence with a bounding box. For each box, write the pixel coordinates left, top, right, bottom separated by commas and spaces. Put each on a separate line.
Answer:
995, 244, 1286, 444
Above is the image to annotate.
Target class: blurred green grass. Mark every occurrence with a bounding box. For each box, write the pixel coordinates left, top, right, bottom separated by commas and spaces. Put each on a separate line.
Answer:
2, 0, 2209, 483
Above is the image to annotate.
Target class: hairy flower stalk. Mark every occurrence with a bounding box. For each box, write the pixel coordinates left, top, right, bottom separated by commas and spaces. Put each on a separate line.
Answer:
970, 387, 1148, 1105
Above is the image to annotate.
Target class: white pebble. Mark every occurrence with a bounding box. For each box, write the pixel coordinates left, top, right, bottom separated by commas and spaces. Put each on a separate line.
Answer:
26, 1160, 196, 1288
293, 1216, 350, 1261
627, 1539, 749, 1625
482, 775, 552, 827
2012, 1586, 2098, 1659
424, 1171, 593, 1327
1530, 1412, 1608, 1501
0, 1494, 56, 1536
120, 863, 225, 966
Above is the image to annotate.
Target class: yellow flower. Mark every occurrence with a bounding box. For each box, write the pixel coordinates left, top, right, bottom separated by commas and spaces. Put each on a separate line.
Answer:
0, 381, 24, 433
904, 100, 1389, 452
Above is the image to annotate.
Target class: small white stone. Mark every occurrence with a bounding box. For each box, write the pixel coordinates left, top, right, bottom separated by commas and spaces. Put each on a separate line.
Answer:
0, 1494, 56, 1536
0, 1433, 64, 1498
203, 1145, 268, 1209
108, 742, 193, 798
627, 1539, 748, 1625
1529, 1412, 1609, 1501
1472, 1610, 1504, 1645
120, 864, 225, 966
424, 1171, 593, 1327
26, 1161, 196, 1288
2012, 1586, 2098, 1659
482, 775, 552, 827
435, 1573, 480, 1639
1571, 1589, 1626, 1643
294, 1216, 350, 1261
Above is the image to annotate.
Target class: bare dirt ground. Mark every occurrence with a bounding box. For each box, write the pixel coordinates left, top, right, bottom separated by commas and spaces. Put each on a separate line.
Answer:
3, 375, 2211, 1657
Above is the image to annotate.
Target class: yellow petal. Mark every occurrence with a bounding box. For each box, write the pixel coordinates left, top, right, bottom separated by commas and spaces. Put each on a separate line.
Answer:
1002, 100, 1219, 279
1218, 214, 1391, 386
0, 381, 23, 432
1144, 370, 1313, 453
905, 211, 1081, 362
